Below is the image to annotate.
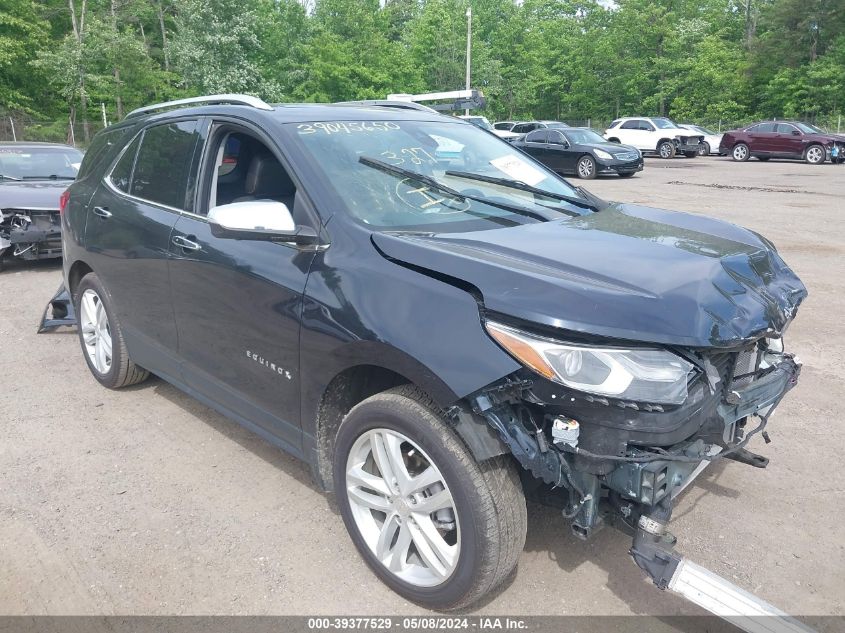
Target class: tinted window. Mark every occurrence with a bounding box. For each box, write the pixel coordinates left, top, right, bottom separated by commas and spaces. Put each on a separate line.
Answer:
749, 122, 776, 133
621, 120, 645, 130
78, 128, 129, 179
548, 131, 566, 144
494, 122, 513, 130
776, 123, 799, 134
512, 123, 537, 134
525, 130, 548, 143
131, 120, 200, 210
110, 135, 141, 193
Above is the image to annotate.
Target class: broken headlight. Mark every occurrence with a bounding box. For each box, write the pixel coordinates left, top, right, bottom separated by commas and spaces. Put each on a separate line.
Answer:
485, 321, 694, 405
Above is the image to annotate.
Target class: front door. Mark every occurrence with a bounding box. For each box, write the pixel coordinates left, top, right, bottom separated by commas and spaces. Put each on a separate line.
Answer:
84, 119, 204, 378
167, 123, 317, 454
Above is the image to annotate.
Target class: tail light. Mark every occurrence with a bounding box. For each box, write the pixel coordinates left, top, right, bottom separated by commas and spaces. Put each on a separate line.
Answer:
59, 189, 70, 214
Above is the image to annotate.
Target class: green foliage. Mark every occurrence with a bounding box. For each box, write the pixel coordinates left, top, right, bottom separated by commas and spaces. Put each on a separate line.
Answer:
5, 0, 845, 133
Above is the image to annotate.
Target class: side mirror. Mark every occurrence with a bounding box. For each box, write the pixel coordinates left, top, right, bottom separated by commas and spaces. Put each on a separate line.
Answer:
208, 200, 318, 245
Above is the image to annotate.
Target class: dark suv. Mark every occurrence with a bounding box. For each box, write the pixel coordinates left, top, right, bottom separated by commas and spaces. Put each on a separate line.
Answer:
61, 95, 807, 610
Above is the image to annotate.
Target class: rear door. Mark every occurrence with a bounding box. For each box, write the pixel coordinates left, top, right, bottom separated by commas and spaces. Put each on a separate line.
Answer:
746, 122, 777, 153
84, 118, 204, 379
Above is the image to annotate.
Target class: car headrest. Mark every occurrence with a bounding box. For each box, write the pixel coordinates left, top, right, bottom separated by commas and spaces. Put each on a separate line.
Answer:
244, 150, 295, 199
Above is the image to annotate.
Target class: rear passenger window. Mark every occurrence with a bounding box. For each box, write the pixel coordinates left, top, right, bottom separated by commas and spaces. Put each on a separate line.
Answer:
110, 135, 141, 193
131, 120, 200, 210
78, 128, 129, 179
525, 130, 548, 143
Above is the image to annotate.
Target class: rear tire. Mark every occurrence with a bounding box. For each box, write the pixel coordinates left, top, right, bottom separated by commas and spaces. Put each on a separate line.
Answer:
74, 273, 149, 389
698, 142, 710, 156
333, 385, 527, 611
731, 143, 750, 161
658, 141, 676, 159
805, 144, 825, 165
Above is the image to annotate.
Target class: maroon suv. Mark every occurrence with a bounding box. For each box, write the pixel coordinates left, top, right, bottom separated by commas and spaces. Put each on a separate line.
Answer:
719, 120, 845, 165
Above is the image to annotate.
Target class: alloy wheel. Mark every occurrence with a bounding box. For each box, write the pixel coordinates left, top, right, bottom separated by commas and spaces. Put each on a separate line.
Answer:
659, 143, 673, 159
806, 146, 824, 164
345, 428, 460, 587
577, 157, 595, 178
79, 288, 113, 374
733, 144, 748, 161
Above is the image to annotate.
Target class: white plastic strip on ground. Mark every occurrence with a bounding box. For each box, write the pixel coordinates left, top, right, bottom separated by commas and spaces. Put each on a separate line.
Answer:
669, 559, 816, 633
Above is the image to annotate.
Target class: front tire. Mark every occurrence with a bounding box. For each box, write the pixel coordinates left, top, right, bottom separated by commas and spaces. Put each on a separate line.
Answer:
74, 273, 149, 389
333, 385, 527, 611
658, 141, 676, 159
805, 144, 825, 165
732, 143, 750, 161
576, 155, 597, 179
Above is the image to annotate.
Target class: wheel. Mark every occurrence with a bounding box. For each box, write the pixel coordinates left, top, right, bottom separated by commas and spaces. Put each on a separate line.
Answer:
618, 172, 636, 178
607, 137, 620, 143
333, 385, 527, 610
576, 155, 597, 179
731, 143, 750, 161
74, 273, 149, 389
757, 156, 770, 161
698, 142, 710, 156
805, 144, 825, 165
658, 141, 676, 159
683, 151, 698, 158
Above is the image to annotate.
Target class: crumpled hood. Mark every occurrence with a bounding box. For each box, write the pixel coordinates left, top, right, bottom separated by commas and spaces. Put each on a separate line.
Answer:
371, 203, 807, 348
0, 180, 68, 210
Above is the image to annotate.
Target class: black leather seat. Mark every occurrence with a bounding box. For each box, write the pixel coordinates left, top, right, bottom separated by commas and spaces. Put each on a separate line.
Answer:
233, 150, 296, 210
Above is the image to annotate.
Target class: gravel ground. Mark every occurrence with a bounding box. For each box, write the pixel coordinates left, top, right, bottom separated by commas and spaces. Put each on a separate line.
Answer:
1, 156, 843, 619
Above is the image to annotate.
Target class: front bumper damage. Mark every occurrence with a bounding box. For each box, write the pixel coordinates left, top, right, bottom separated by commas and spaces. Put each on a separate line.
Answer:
0, 208, 62, 267
462, 343, 801, 587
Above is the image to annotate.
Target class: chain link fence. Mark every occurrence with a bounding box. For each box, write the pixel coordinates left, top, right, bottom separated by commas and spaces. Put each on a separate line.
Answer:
0, 111, 106, 148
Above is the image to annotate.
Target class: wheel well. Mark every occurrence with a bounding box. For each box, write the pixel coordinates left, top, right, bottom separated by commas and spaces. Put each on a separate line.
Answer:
657, 138, 674, 147
315, 365, 412, 490
67, 261, 93, 295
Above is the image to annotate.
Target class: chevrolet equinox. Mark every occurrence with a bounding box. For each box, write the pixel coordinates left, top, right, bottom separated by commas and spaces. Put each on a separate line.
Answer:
60, 95, 807, 610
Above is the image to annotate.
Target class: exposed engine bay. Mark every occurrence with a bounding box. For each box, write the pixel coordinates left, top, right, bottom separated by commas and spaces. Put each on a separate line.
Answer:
0, 208, 62, 268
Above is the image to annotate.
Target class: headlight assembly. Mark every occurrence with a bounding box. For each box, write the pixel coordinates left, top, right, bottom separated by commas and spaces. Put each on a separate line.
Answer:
594, 149, 613, 160
485, 321, 694, 405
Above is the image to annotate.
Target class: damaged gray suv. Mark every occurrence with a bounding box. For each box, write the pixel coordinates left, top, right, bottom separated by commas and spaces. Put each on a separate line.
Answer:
58, 95, 806, 610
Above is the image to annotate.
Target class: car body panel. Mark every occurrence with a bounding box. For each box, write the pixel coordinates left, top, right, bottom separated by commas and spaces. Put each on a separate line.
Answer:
371, 203, 806, 348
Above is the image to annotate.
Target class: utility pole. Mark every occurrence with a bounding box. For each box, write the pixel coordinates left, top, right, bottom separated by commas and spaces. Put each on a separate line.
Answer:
465, 6, 472, 116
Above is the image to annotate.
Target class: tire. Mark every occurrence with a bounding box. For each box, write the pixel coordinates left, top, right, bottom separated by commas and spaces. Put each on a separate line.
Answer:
683, 151, 698, 158
731, 143, 750, 162
74, 272, 149, 389
618, 172, 636, 178
333, 385, 527, 611
698, 142, 710, 156
576, 155, 597, 179
658, 141, 676, 159
607, 137, 620, 143
805, 144, 825, 165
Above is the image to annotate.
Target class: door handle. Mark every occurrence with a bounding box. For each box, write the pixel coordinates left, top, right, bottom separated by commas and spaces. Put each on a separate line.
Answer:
92, 206, 112, 219
172, 235, 201, 251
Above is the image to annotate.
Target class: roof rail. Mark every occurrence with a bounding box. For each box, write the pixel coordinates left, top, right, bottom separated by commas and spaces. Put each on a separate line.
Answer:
333, 99, 440, 114
124, 94, 273, 120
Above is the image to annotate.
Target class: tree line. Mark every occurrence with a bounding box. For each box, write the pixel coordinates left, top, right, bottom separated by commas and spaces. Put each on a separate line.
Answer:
1, 0, 844, 143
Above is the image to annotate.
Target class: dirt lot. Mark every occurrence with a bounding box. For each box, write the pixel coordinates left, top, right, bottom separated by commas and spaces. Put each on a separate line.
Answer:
1, 156, 843, 618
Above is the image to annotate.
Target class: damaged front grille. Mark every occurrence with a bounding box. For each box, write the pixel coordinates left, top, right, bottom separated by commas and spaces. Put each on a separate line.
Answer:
706, 346, 763, 395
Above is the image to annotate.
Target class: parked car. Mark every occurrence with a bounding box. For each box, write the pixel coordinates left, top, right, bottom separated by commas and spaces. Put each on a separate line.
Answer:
678, 124, 723, 156
604, 117, 703, 158
60, 95, 806, 611
493, 121, 516, 131
512, 127, 643, 179
720, 121, 845, 164
0, 141, 83, 270
509, 120, 569, 136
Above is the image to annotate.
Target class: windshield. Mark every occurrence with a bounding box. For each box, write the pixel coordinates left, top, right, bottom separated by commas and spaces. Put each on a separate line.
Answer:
563, 129, 608, 145
461, 116, 492, 131
0, 146, 82, 180
795, 122, 824, 134
289, 119, 590, 232
652, 118, 678, 129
